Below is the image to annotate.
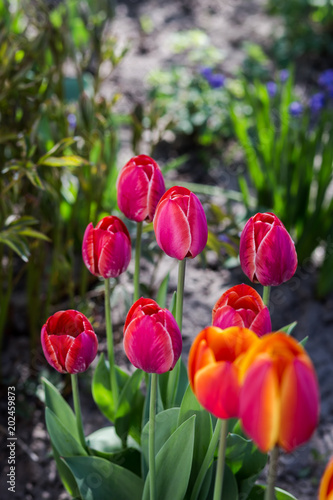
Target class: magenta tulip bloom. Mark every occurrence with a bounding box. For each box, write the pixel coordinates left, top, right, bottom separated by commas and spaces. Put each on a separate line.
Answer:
212, 284, 272, 337
41, 310, 98, 374
153, 186, 208, 260
239, 212, 297, 286
123, 298, 182, 373
82, 216, 131, 279
117, 155, 165, 222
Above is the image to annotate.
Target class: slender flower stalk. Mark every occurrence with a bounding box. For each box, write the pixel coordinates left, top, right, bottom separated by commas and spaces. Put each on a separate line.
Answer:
263, 285, 271, 308
190, 419, 222, 500
213, 419, 229, 500
105, 278, 119, 410
71, 374, 88, 453
265, 447, 279, 500
134, 221, 143, 302
149, 373, 158, 500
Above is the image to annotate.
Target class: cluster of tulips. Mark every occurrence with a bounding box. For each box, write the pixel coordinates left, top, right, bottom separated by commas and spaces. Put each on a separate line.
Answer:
41, 155, 331, 500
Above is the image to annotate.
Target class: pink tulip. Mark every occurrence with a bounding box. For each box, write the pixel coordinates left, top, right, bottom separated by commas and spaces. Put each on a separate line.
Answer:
82, 216, 131, 279
239, 212, 297, 286
117, 155, 165, 222
41, 310, 98, 374
123, 298, 182, 374
212, 284, 272, 337
153, 186, 208, 260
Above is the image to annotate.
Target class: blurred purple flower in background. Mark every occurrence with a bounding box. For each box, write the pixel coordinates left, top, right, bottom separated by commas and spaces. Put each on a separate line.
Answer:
199, 66, 213, 79
199, 66, 225, 89
289, 101, 303, 117
266, 81, 277, 97
318, 69, 333, 89
309, 92, 325, 114
279, 69, 289, 83
67, 113, 77, 131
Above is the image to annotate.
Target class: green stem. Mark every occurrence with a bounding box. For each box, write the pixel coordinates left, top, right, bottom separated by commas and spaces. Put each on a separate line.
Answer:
265, 446, 279, 500
213, 419, 228, 500
190, 419, 222, 500
71, 374, 88, 453
134, 221, 143, 302
149, 373, 158, 500
263, 285, 271, 308
104, 278, 119, 410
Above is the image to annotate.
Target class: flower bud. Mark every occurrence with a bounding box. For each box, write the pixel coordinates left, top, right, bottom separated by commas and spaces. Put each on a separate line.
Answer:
117, 155, 165, 222
123, 298, 182, 374
239, 212, 297, 286
153, 186, 208, 260
212, 284, 271, 337
82, 216, 131, 279
41, 310, 98, 374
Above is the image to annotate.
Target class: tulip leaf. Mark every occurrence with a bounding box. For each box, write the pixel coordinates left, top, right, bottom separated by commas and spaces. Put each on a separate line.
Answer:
142, 415, 196, 500
92, 353, 130, 422
141, 408, 180, 474
115, 369, 145, 443
51, 443, 81, 498
45, 408, 88, 457
159, 357, 189, 409
63, 456, 144, 500
279, 321, 297, 335
178, 385, 213, 498
156, 272, 170, 308
169, 291, 177, 318
225, 433, 251, 462
204, 463, 239, 500
299, 336, 308, 347
42, 377, 79, 442
247, 484, 297, 499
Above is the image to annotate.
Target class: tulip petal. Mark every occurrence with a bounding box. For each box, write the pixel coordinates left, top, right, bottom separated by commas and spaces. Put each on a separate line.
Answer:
239, 218, 256, 282
65, 330, 98, 374
250, 307, 272, 337
240, 356, 280, 452
82, 223, 96, 275
124, 316, 175, 373
255, 225, 297, 286
154, 198, 191, 260
279, 357, 319, 452
117, 165, 150, 222
319, 458, 333, 500
98, 232, 131, 278
41, 326, 67, 373
186, 192, 208, 258
212, 305, 245, 329
147, 167, 165, 222
194, 361, 240, 419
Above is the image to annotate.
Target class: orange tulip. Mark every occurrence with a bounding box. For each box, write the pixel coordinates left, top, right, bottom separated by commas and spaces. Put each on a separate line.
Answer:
319, 457, 333, 500
239, 333, 319, 453
188, 326, 260, 419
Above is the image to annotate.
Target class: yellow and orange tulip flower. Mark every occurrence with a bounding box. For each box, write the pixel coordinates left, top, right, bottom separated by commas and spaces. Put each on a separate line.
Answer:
319, 457, 333, 500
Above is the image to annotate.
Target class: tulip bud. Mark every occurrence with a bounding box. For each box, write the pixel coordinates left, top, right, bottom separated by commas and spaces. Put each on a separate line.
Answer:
153, 186, 208, 260
117, 155, 165, 222
41, 310, 98, 374
188, 326, 260, 419
212, 284, 272, 337
239, 212, 297, 286
239, 333, 319, 452
82, 216, 131, 279
123, 298, 182, 374
319, 457, 333, 500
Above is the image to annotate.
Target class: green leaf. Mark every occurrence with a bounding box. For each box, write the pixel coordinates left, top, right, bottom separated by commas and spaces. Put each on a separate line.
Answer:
51, 443, 80, 498
299, 336, 308, 347
225, 433, 251, 462
279, 321, 297, 335
247, 484, 298, 499
199, 462, 238, 500
115, 369, 145, 443
92, 353, 130, 422
178, 385, 213, 498
156, 272, 170, 308
45, 408, 87, 457
38, 137, 77, 162
64, 456, 144, 500
38, 155, 88, 167
142, 415, 196, 500
42, 377, 79, 442
18, 228, 50, 241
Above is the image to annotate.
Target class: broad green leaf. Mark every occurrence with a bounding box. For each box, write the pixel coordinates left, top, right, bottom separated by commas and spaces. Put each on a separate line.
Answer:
45, 408, 87, 457
142, 415, 196, 500
64, 456, 144, 500
42, 377, 79, 441
115, 369, 145, 443
231, 420, 267, 480
156, 272, 170, 308
197, 462, 238, 500
51, 443, 80, 498
92, 353, 130, 422
247, 484, 297, 499
225, 433, 251, 462
279, 322, 297, 335
174, 357, 189, 406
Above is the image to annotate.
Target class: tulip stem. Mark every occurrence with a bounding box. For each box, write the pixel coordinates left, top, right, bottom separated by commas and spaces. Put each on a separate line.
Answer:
149, 373, 158, 500
134, 221, 143, 302
190, 419, 222, 500
213, 419, 228, 500
105, 277, 119, 410
71, 374, 88, 453
263, 285, 271, 308
265, 446, 279, 500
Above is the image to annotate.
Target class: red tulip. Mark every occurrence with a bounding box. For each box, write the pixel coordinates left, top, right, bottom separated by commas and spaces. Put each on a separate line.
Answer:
239, 332, 319, 452
319, 457, 333, 500
153, 186, 208, 260
188, 326, 260, 419
41, 310, 98, 374
117, 155, 165, 222
212, 284, 271, 337
82, 216, 131, 279
239, 212, 297, 286
123, 298, 182, 374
